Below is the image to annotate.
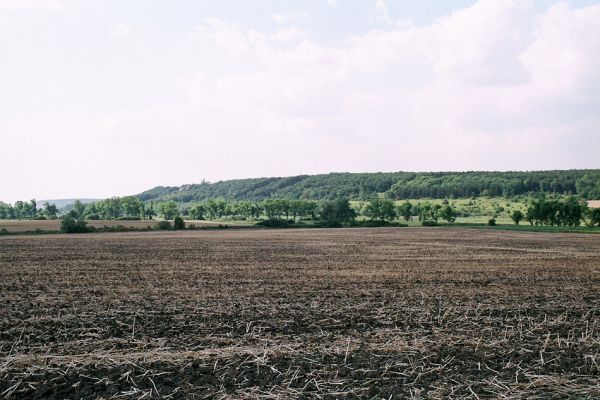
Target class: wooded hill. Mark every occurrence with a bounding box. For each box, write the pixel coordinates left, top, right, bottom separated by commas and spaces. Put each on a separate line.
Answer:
138, 170, 600, 203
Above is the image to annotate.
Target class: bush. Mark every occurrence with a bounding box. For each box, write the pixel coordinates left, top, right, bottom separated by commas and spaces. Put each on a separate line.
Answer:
60, 215, 89, 233
487, 218, 497, 226
350, 220, 407, 228
255, 219, 292, 228
421, 220, 438, 226
155, 221, 172, 230
173, 217, 185, 230
0, 228, 9, 235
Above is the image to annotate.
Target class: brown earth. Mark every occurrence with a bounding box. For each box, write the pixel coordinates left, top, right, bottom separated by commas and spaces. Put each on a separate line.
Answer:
1, 228, 599, 399
0, 219, 244, 232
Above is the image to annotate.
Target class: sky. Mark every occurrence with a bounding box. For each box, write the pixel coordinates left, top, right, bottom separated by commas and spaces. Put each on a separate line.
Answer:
0, 0, 599, 202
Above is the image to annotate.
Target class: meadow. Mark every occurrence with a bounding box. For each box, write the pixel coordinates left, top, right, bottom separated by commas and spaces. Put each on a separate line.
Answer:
1, 228, 599, 398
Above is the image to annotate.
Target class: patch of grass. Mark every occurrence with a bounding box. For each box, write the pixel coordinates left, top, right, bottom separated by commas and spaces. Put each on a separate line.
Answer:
440, 223, 600, 234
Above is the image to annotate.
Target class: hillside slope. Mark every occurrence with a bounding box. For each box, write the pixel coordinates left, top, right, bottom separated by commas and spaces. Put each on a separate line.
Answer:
137, 170, 600, 203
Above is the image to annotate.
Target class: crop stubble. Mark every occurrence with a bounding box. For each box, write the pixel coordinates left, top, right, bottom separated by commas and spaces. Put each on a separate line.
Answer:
0, 228, 599, 398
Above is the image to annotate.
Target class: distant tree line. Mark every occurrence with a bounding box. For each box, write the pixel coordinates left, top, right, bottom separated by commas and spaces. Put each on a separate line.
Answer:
524, 196, 591, 226
0, 200, 58, 220
2, 194, 599, 228
137, 170, 600, 203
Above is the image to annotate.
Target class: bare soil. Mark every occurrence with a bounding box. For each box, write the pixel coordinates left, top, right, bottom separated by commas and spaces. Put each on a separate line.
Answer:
0, 219, 242, 233
1, 228, 599, 398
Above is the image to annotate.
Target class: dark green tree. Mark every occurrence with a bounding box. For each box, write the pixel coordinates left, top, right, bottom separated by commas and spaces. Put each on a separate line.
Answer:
189, 204, 206, 220
72, 200, 86, 219
173, 216, 185, 230
398, 201, 413, 221
43, 202, 58, 219
60, 215, 89, 233
438, 204, 456, 223
511, 210, 524, 225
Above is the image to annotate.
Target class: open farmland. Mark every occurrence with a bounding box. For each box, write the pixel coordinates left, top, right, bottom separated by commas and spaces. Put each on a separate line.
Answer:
1, 228, 600, 398
0, 219, 248, 233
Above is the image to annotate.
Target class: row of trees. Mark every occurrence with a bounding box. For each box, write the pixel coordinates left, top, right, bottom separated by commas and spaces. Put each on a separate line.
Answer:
360, 199, 458, 223
2, 196, 599, 227
523, 196, 590, 226
0, 200, 58, 220
364, 197, 600, 226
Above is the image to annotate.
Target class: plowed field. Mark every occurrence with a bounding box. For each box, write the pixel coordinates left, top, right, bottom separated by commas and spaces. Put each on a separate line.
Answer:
1, 228, 599, 398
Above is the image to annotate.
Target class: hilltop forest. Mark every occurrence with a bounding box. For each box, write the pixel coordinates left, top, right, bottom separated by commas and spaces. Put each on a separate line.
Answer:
138, 170, 600, 203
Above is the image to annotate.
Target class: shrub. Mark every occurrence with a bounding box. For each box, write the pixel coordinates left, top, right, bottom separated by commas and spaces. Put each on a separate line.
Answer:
350, 220, 408, 228
487, 218, 497, 226
256, 219, 299, 228
588, 208, 600, 226
256, 219, 292, 228
173, 217, 186, 230
0, 228, 9, 235
421, 220, 438, 227
155, 221, 172, 230
60, 215, 89, 233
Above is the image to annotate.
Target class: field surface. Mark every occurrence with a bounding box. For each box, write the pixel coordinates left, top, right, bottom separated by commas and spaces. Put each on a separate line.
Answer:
0, 219, 246, 233
1, 228, 599, 398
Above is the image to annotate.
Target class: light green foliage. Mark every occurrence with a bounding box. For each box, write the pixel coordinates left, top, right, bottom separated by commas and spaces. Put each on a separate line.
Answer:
437, 204, 457, 223
204, 199, 227, 219
72, 200, 86, 219
158, 201, 180, 219
121, 196, 144, 219
363, 199, 396, 221
415, 201, 440, 223
189, 203, 206, 220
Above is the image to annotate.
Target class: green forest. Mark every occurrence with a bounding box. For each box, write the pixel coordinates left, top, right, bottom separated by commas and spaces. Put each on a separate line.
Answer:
138, 170, 600, 203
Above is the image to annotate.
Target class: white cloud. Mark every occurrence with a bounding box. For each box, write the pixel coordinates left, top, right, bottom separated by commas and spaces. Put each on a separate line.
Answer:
326, 0, 338, 8
178, 0, 600, 171
369, 0, 392, 24
108, 22, 131, 38
271, 12, 308, 24
0, 0, 83, 11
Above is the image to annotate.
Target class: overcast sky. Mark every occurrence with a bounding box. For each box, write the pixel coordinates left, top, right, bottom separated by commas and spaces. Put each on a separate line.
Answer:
1, 0, 599, 202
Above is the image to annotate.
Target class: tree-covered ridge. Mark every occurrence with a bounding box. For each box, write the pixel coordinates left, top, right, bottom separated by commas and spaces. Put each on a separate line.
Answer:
138, 170, 600, 202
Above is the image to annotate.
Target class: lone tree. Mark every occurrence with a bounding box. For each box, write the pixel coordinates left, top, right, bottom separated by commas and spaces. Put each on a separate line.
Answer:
173, 216, 185, 230
398, 201, 413, 221
511, 210, 524, 225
